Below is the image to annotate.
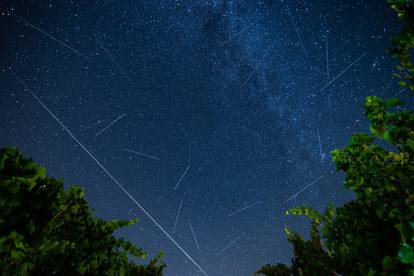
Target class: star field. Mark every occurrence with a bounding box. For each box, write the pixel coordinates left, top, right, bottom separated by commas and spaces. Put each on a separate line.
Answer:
0, 1, 404, 275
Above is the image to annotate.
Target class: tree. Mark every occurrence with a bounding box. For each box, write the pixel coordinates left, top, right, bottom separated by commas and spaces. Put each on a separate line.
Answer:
0, 147, 165, 275
257, 1, 414, 275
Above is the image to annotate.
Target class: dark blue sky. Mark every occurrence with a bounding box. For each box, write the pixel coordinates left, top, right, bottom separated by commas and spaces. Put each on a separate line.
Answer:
0, 1, 405, 275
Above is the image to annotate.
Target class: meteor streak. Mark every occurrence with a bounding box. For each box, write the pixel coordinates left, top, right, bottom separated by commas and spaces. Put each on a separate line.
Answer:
12, 73, 209, 276
11, 13, 90, 61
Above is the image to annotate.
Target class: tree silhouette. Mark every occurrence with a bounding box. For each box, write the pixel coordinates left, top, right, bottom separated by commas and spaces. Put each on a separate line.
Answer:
257, 1, 414, 275
0, 147, 165, 275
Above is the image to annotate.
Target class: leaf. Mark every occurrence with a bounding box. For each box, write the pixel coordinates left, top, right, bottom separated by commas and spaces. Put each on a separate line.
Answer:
384, 98, 402, 108
383, 131, 394, 144
407, 139, 414, 151
11, 250, 24, 260
399, 243, 414, 264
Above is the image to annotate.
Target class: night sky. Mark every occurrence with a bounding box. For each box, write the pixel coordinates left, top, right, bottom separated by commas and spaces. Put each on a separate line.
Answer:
0, 1, 406, 275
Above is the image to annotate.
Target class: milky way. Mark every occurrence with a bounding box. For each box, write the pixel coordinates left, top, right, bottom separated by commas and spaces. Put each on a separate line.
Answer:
0, 1, 403, 275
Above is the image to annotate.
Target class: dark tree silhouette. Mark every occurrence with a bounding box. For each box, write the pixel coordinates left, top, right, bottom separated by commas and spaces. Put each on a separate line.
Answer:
257, 1, 414, 275
0, 147, 165, 275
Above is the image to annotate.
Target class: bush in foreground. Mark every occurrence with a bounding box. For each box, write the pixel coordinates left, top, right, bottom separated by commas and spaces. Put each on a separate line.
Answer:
0, 147, 165, 275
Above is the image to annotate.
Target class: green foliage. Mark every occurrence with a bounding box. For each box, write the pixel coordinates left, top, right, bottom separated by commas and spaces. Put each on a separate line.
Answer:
257, 1, 414, 275
259, 90, 414, 274
388, 0, 414, 94
0, 147, 165, 275
400, 223, 414, 263
255, 264, 291, 276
